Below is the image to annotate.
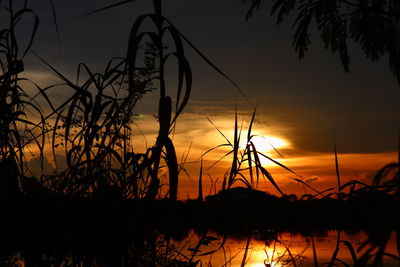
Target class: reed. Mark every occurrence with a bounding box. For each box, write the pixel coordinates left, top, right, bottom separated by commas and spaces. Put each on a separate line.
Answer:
0, 0, 51, 205
206, 109, 306, 196
334, 142, 341, 194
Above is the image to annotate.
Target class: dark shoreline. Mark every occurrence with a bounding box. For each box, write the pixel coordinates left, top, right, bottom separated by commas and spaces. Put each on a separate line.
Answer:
0, 190, 398, 266
2, 188, 398, 236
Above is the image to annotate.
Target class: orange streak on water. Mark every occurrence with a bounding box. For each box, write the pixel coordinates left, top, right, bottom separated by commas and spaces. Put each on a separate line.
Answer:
176, 230, 399, 266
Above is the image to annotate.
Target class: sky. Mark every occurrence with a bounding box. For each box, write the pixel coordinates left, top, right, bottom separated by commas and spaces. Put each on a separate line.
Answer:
6, 0, 400, 197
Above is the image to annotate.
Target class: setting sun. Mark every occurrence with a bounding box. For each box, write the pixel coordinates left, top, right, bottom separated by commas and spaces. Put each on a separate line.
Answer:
240, 133, 289, 153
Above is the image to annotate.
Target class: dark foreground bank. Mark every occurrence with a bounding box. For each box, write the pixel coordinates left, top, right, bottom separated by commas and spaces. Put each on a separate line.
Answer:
0, 186, 399, 266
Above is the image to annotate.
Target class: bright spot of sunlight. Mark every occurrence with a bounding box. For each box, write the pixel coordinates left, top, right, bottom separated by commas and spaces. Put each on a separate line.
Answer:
239, 240, 288, 267
240, 135, 288, 153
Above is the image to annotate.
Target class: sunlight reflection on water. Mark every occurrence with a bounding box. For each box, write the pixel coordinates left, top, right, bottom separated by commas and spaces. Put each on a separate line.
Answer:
177, 230, 399, 266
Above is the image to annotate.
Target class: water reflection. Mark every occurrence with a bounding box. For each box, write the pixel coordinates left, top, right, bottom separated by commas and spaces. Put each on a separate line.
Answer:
177, 229, 400, 266
0, 228, 399, 266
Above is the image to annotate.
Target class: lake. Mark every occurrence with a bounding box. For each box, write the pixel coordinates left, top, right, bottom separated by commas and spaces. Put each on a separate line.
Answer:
170, 229, 400, 266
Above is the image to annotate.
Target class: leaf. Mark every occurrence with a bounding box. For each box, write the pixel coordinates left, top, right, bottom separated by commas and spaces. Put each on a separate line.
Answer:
258, 151, 301, 178
164, 137, 179, 200
334, 142, 341, 192
341, 240, 358, 264
165, 18, 253, 106
259, 165, 284, 195
76, 0, 138, 19
49, 0, 61, 45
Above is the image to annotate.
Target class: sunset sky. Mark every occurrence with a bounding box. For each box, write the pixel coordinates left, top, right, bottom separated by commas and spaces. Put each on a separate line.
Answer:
18, 0, 400, 198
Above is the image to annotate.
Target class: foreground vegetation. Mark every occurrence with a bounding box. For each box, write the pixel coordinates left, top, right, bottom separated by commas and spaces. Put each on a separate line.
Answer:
0, 189, 399, 266
1, 0, 400, 266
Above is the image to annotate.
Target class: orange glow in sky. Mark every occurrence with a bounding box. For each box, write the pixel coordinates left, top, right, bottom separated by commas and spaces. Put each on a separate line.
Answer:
126, 112, 398, 199
23, 110, 398, 199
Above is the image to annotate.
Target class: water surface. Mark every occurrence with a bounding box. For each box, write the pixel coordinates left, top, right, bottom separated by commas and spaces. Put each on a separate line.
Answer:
174, 229, 399, 266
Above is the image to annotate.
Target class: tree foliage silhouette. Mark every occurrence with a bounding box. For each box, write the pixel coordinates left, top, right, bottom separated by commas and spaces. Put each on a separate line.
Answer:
243, 0, 400, 83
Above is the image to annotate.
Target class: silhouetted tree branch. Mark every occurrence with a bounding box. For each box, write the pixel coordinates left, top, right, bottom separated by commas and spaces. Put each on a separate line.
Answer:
243, 0, 400, 83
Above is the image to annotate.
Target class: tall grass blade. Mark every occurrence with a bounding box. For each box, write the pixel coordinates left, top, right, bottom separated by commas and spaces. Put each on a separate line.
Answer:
339, 180, 369, 192
76, 0, 138, 19
259, 165, 284, 195
327, 231, 341, 267
15, 9, 39, 59
170, 53, 192, 125
246, 108, 256, 141
228, 110, 239, 188
246, 142, 254, 188
240, 233, 251, 267
49, 0, 61, 45
382, 253, 400, 261
269, 141, 285, 159
165, 18, 253, 106
249, 142, 260, 187
205, 116, 232, 147
164, 137, 178, 200
311, 236, 319, 267
245, 110, 256, 187
334, 142, 341, 192
341, 240, 358, 264
258, 151, 301, 178
198, 156, 203, 201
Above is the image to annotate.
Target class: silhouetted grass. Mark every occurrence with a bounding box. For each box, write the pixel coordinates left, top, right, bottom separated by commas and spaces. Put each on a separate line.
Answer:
0, 1, 40, 172
205, 109, 295, 195
1, 0, 400, 266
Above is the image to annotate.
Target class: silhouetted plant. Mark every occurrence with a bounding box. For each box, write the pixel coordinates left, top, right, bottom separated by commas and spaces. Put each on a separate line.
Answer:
73, 0, 243, 200
372, 162, 400, 194
205, 109, 302, 195
1, 1, 36, 167
243, 0, 400, 84
38, 40, 164, 197
322, 229, 400, 267
0, 0, 52, 201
